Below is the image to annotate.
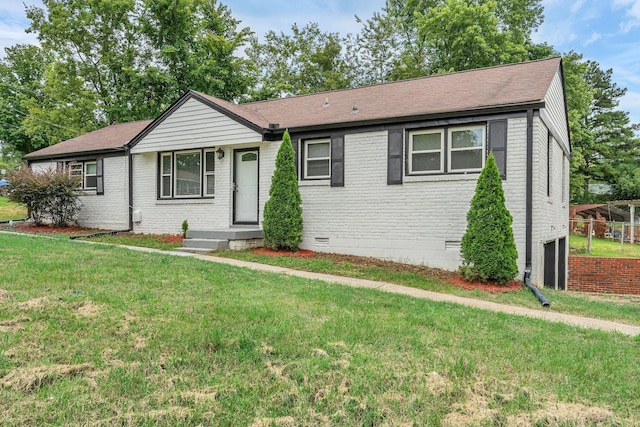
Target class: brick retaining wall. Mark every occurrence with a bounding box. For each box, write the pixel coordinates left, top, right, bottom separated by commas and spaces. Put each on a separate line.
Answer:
568, 256, 640, 295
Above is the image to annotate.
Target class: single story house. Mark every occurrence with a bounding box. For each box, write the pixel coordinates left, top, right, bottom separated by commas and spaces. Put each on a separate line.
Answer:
24, 57, 570, 289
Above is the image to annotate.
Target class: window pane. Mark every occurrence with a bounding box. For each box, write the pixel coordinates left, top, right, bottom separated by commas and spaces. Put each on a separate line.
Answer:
162, 155, 172, 174
175, 152, 201, 196
307, 159, 330, 177
205, 151, 215, 172
412, 133, 441, 151
85, 176, 97, 188
242, 152, 258, 162
451, 149, 483, 170
308, 142, 330, 158
206, 175, 215, 195
85, 163, 96, 175
162, 176, 171, 197
70, 164, 83, 177
412, 153, 441, 172
451, 128, 483, 149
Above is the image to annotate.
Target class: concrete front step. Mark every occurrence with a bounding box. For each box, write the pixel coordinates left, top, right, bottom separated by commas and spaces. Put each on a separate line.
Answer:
186, 229, 263, 240
182, 238, 229, 250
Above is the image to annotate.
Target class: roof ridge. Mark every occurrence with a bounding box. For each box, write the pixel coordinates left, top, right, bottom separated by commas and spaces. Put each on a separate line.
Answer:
240, 57, 562, 106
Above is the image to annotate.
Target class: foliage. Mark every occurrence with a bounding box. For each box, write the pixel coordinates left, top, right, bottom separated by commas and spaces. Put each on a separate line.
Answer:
181, 219, 189, 238
262, 130, 303, 250
563, 51, 640, 203
7, 166, 81, 226
461, 153, 518, 284
0, 0, 254, 154
355, 0, 548, 82
246, 23, 354, 99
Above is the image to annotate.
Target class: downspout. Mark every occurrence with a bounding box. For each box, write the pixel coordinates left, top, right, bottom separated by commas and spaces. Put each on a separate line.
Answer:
127, 145, 134, 231
525, 109, 550, 307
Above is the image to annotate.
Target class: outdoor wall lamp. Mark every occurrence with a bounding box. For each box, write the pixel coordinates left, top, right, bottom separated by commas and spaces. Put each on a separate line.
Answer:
216, 147, 225, 160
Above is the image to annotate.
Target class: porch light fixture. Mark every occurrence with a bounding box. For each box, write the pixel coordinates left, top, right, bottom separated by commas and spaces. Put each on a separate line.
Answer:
216, 147, 225, 160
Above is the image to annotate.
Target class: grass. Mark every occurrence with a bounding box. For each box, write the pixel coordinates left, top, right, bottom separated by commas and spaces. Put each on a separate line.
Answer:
79, 232, 183, 250
216, 250, 640, 327
570, 233, 640, 258
0, 196, 27, 221
0, 233, 639, 425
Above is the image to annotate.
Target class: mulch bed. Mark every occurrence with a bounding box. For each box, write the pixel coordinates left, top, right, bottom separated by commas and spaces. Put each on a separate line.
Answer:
251, 248, 523, 293
12, 224, 104, 236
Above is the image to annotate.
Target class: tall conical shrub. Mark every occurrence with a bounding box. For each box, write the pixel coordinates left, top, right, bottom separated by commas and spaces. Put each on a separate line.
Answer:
460, 153, 518, 284
263, 130, 303, 251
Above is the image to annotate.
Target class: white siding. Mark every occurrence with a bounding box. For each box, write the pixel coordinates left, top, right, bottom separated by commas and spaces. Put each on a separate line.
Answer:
541, 69, 570, 152
30, 161, 56, 173
131, 97, 262, 154
76, 156, 129, 229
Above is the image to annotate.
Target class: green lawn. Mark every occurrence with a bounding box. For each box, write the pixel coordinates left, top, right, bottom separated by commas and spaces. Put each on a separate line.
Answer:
570, 233, 640, 258
0, 196, 27, 221
0, 233, 639, 425
217, 250, 640, 327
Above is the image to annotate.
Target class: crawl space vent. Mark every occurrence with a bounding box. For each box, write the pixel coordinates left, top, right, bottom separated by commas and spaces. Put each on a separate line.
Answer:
315, 237, 330, 247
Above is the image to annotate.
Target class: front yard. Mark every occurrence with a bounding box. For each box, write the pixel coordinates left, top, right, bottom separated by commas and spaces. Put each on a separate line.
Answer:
0, 233, 639, 425
0, 197, 27, 222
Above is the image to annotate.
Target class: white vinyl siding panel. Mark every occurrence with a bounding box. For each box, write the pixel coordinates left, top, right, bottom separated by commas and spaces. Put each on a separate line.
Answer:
542, 69, 570, 152
131, 98, 261, 154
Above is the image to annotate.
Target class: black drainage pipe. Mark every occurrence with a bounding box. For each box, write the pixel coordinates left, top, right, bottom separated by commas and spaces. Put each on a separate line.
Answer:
0, 218, 28, 224
524, 269, 550, 307
69, 228, 131, 240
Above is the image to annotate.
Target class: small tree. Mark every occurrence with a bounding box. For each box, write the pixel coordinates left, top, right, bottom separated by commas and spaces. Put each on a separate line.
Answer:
460, 153, 518, 284
263, 130, 303, 250
8, 166, 81, 227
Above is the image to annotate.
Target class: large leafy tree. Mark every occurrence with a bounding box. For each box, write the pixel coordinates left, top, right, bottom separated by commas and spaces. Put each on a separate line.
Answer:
563, 52, 640, 202
355, 0, 548, 82
7, 0, 253, 152
0, 44, 53, 157
246, 23, 354, 99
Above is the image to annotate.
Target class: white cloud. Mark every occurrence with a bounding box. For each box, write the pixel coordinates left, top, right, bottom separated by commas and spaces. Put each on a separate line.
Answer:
570, 0, 586, 14
584, 32, 603, 46
619, 91, 640, 125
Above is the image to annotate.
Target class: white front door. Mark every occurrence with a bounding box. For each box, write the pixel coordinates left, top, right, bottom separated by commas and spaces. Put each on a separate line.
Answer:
233, 149, 259, 224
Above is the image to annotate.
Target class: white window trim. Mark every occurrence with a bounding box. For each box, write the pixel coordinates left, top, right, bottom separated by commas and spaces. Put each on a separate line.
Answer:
160, 153, 173, 199
174, 149, 202, 199
304, 139, 331, 180
448, 125, 486, 173
408, 129, 444, 175
204, 149, 215, 197
84, 161, 97, 190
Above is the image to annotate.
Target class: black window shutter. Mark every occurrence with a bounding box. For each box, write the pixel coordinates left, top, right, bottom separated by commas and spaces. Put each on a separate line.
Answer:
96, 158, 104, 195
291, 138, 300, 178
330, 135, 344, 187
387, 129, 403, 185
488, 120, 507, 179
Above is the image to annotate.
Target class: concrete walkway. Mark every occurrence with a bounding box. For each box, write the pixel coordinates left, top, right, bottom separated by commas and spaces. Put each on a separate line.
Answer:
3, 231, 639, 336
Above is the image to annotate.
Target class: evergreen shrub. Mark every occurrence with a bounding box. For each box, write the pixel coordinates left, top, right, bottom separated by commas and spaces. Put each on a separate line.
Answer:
460, 153, 518, 284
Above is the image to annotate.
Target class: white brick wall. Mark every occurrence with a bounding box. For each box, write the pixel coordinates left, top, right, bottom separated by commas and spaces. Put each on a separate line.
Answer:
76, 156, 129, 229
530, 117, 569, 287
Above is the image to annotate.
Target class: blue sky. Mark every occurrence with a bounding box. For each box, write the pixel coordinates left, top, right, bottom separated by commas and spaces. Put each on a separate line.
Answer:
1, 0, 639, 125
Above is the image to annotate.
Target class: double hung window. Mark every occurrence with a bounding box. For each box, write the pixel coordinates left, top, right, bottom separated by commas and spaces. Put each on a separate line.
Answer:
304, 139, 331, 179
159, 149, 215, 198
408, 125, 485, 175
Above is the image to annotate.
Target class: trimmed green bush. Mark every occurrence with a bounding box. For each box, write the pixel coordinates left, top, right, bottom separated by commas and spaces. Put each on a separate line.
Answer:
460, 153, 518, 284
8, 166, 81, 227
263, 130, 303, 251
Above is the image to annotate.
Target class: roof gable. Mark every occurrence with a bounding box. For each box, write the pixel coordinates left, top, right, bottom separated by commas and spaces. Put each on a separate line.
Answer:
129, 92, 262, 154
